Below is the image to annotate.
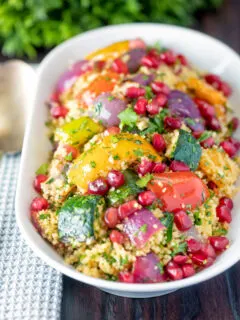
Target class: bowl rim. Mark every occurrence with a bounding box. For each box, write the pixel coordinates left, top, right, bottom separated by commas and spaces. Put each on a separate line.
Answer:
16, 23, 240, 293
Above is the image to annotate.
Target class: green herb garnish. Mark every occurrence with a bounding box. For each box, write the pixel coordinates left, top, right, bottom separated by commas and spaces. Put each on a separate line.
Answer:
90, 161, 96, 168
36, 163, 49, 175
136, 173, 153, 188
46, 177, 54, 184
161, 213, 174, 243
65, 152, 73, 161
139, 224, 148, 233
118, 107, 138, 129
39, 214, 50, 220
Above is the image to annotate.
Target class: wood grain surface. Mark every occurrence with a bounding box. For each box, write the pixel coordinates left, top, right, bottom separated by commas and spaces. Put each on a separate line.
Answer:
60, 1, 240, 319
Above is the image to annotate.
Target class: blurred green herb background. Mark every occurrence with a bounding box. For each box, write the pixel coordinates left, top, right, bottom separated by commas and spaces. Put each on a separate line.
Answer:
0, 0, 223, 59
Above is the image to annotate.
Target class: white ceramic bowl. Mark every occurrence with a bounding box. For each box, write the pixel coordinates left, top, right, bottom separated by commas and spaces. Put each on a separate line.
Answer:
15, 23, 240, 298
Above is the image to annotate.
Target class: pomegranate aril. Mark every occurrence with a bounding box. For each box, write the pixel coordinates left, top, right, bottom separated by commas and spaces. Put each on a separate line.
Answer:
33, 174, 48, 193
119, 271, 134, 283
173, 255, 188, 265
182, 264, 195, 278
200, 243, 216, 259
130, 38, 146, 49
146, 98, 161, 115
112, 58, 128, 74
208, 236, 229, 251
229, 137, 240, 151
160, 50, 176, 65
104, 207, 119, 228
216, 205, 232, 223
31, 211, 41, 232
30, 197, 49, 211
208, 181, 217, 190
165, 261, 183, 280
219, 197, 233, 210
164, 116, 182, 130
194, 98, 215, 119
141, 54, 160, 69
229, 117, 239, 131
187, 238, 202, 253
94, 60, 105, 71
137, 158, 155, 176
50, 106, 68, 119
152, 162, 167, 173
220, 81, 232, 97
204, 257, 215, 267
152, 133, 166, 152
138, 191, 156, 206
134, 98, 148, 115
126, 87, 145, 99
200, 137, 215, 149
177, 54, 188, 66
110, 230, 124, 244
207, 117, 221, 131
118, 200, 141, 220
151, 81, 170, 96
204, 74, 222, 90
174, 210, 193, 231
220, 140, 237, 158
170, 160, 190, 172
88, 178, 109, 196
64, 145, 78, 159
104, 126, 120, 136
191, 252, 208, 266
107, 170, 125, 188
156, 93, 168, 107
50, 91, 59, 103
192, 131, 204, 139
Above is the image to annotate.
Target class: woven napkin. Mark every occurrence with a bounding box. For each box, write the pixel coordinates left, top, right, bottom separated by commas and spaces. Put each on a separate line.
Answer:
0, 155, 62, 320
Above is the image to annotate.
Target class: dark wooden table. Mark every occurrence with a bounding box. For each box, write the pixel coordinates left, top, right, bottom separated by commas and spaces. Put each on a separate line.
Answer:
60, 1, 240, 319
1, 0, 239, 318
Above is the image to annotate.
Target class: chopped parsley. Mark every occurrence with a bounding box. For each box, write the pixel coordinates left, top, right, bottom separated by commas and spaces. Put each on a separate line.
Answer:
136, 173, 153, 188
198, 131, 213, 142
145, 86, 154, 99
36, 163, 49, 175
46, 177, 54, 184
133, 149, 144, 157
120, 255, 129, 266
111, 135, 120, 143
39, 214, 50, 220
107, 95, 114, 101
139, 224, 148, 233
65, 152, 73, 161
118, 107, 138, 129
160, 213, 174, 243
156, 262, 164, 274
171, 242, 187, 257
141, 109, 169, 135
193, 209, 202, 225
113, 154, 120, 160
213, 228, 227, 236
103, 253, 116, 265
90, 161, 96, 168
106, 274, 118, 281
185, 118, 196, 126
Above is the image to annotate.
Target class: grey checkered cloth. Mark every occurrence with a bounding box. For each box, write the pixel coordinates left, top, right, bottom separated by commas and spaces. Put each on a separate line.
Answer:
0, 155, 62, 320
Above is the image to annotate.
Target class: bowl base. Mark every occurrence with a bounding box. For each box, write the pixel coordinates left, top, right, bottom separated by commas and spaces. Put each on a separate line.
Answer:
100, 288, 177, 298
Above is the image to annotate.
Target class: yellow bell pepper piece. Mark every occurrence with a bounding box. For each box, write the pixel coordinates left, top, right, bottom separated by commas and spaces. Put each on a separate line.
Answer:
68, 133, 161, 192
85, 40, 129, 61
186, 77, 226, 106
55, 116, 103, 146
